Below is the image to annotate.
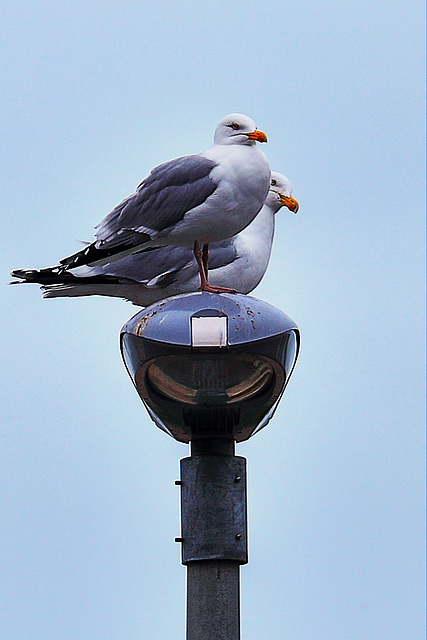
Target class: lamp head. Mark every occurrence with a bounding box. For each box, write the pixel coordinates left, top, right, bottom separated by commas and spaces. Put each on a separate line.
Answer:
120, 292, 299, 443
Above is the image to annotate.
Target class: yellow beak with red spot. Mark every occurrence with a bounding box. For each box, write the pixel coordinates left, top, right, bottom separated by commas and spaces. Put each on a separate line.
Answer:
280, 194, 299, 213
247, 129, 268, 143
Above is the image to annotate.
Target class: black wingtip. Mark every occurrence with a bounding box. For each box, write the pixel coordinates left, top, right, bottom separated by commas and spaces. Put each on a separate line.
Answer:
9, 266, 69, 285
10, 268, 38, 282
60, 239, 141, 270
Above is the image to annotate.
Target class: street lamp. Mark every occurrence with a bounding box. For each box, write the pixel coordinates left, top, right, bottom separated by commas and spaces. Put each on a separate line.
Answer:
120, 291, 300, 640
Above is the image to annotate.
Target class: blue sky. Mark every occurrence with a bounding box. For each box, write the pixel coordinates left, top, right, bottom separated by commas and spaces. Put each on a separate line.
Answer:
1, 1, 425, 638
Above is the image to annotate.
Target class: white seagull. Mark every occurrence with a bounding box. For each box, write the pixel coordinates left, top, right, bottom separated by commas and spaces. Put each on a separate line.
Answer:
11, 173, 299, 306
30, 113, 270, 293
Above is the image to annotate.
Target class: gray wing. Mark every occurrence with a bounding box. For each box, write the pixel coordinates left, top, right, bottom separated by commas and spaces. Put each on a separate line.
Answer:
95, 237, 238, 288
98, 245, 197, 286
95, 155, 218, 249
70, 232, 238, 291
10, 234, 240, 295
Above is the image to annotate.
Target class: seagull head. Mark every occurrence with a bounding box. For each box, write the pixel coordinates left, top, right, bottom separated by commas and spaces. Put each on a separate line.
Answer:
214, 113, 268, 146
265, 172, 299, 214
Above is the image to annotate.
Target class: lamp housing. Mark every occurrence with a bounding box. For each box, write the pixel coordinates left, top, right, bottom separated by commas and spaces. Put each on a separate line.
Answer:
120, 292, 299, 443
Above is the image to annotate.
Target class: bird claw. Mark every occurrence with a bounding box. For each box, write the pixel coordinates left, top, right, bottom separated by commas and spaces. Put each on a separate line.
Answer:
199, 283, 236, 294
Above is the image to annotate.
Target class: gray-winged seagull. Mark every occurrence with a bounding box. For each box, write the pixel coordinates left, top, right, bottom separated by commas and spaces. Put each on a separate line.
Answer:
11, 173, 298, 305
30, 113, 270, 293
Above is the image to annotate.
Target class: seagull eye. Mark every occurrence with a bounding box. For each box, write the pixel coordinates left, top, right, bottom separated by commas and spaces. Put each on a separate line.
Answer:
271, 179, 277, 186
230, 122, 240, 130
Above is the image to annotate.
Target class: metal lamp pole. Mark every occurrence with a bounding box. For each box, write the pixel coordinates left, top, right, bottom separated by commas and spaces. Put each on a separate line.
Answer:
177, 438, 247, 640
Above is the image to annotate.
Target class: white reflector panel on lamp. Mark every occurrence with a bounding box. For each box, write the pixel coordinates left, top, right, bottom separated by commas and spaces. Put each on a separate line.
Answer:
191, 316, 227, 347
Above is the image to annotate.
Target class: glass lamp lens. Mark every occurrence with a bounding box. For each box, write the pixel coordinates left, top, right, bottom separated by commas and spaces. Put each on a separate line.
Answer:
147, 354, 274, 405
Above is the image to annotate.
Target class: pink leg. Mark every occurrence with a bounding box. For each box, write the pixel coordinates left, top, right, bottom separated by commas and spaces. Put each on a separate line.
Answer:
202, 243, 209, 279
194, 240, 209, 288
193, 241, 236, 294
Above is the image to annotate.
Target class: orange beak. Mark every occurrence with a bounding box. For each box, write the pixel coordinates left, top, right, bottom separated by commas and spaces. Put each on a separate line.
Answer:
247, 129, 268, 143
280, 194, 299, 213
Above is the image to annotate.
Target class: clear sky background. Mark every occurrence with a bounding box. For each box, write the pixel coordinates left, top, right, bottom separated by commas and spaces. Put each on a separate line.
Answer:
1, 1, 425, 638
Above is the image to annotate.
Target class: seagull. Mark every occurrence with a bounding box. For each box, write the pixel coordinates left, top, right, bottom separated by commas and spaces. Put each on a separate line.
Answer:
33, 113, 270, 293
11, 173, 299, 306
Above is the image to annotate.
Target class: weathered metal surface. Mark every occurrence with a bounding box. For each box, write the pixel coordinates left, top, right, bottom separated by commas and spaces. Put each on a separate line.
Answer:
121, 291, 298, 346
179, 455, 248, 564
